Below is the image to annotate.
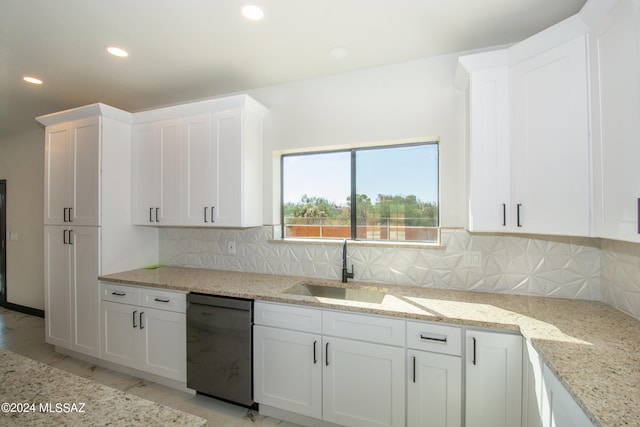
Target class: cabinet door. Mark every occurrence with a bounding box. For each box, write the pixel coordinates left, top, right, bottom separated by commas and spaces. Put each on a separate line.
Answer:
44, 226, 71, 347
157, 119, 182, 225
541, 365, 593, 427
591, 0, 640, 242
70, 117, 100, 226
511, 35, 590, 236
44, 123, 71, 225
182, 113, 217, 226
523, 340, 544, 427
465, 331, 522, 427
213, 109, 242, 226
407, 350, 462, 427
101, 300, 139, 368
467, 67, 511, 232
131, 123, 158, 225
323, 336, 405, 427
139, 307, 186, 382
70, 226, 100, 357
253, 325, 322, 419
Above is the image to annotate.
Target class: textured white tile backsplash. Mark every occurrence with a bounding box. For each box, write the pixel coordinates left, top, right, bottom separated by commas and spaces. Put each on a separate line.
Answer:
160, 228, 607, 300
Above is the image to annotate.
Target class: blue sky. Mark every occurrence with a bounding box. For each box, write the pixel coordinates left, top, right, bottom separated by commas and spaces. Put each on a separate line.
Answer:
282, 144, 438, 206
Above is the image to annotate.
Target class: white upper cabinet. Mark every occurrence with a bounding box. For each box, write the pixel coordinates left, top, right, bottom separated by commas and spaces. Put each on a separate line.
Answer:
182, 113, 215, 226
131, 119, 182, 226
134, 94, 267, 228
590, 0, 640, 242
44, 116, 100, 226
511, 35, 590, 236
459, 18, 591, 237
462, 57, 511, 232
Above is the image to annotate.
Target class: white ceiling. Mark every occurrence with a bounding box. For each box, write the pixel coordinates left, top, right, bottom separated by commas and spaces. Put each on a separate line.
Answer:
1, 0, 587, 139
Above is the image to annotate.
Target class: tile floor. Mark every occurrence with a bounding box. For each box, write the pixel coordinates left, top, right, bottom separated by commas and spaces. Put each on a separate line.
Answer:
0, 307, 300, 426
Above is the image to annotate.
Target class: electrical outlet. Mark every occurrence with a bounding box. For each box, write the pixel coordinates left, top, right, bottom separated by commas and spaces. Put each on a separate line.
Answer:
463, 251, 482, 268
227, 241, 236, 254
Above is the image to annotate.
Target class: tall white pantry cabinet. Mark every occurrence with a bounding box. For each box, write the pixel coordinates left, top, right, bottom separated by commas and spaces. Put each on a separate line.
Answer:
38, 103, 158, 358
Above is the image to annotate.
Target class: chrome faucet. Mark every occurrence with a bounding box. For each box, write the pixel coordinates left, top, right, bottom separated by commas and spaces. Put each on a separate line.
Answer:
341, 239, 354, 283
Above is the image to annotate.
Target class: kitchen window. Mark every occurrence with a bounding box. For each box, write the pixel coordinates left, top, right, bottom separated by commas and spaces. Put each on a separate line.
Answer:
281, 142, 439, 243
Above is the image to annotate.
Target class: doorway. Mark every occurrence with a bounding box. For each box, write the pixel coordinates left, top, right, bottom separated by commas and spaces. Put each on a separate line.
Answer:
0, 180, 6, 307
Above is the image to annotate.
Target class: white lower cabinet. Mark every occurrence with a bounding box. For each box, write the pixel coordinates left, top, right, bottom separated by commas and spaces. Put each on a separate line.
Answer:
524, 340, 593, 427
100, 283, 186, 382
44, 225, 100, 358
323, 336, 404, 427
465, 330, 523, 427
253, 302, 405, 427
407, 321, 462, 427
256, 302, 587, 427
253, 325, 322, 418
541, 365, 593, 427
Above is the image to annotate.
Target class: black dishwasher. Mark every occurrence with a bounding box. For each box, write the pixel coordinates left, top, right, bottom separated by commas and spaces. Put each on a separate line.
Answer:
186, 293, 256, 408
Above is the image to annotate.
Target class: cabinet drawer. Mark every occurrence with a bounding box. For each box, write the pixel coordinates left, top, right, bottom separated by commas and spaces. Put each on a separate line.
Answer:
323, 310, 405, 347
140, 288, 186, 313
255, 302, 322, 333
407, 321, 461, 356
100, 282, 139, 305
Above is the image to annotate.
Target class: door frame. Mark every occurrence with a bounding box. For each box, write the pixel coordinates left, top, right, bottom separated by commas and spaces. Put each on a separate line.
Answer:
0, 180, 5, 307
0, 181, 44, 317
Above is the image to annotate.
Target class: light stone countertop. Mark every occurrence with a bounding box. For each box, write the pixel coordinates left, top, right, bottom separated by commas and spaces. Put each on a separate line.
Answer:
0, 348, 207, 426
100, 266, 640, 427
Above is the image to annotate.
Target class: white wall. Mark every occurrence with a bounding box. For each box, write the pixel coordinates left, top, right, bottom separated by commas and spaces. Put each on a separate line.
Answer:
247, 53, 466, 227
0, 129, 45, 310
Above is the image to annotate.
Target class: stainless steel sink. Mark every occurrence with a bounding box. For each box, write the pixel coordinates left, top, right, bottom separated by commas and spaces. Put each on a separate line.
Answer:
284, 283, 386, 304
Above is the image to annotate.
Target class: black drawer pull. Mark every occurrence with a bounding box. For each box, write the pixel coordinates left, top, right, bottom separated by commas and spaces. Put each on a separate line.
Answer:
111, 291, 126, 296
154, 298, 170, 303
420, 334, 447, 343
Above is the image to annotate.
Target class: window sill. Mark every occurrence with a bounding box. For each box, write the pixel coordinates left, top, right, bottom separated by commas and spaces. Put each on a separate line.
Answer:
267, 238, 446, 250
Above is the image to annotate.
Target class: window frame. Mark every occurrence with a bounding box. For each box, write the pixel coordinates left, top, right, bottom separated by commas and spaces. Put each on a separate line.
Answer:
280, 140, 439, 243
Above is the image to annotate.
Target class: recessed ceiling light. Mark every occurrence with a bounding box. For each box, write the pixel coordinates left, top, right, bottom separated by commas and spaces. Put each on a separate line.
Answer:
241, 4, 264, 21
106, 46, 129, 58
329, 47, 350, 59
23, 76, 43, 85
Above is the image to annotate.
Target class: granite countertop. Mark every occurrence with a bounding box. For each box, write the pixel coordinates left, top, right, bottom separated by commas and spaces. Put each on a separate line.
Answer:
100, 266, 640, 427
0, 349, 207, 426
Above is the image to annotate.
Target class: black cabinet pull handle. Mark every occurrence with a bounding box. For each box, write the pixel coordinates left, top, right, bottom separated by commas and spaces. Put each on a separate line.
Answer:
149, 207, 153, 223
63, 229, 67, 245
139, 312, 145, 329
637, 198, 639, 234
63, 207, 68, 223
325, 342, 329, 366
155, 208, 159, 223
313, 341, 317, 364
111, 291, 125, 296
133, 310, 138, 328
204, 207, 208, 223
516, 204, 522, 227
211, 206, 215, 223
69, 207, 73, 222
502, 203, 506, 227
472, 337, 477, 365
413, 356, 416, 383
154, 298, 170, 303
68, 230, 73, 245
420, 334, 447, 343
